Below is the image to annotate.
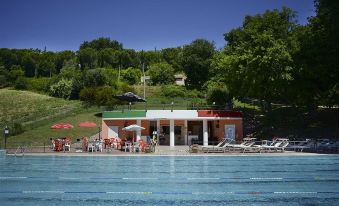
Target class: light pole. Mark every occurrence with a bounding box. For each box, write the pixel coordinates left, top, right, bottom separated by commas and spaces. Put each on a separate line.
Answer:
98, 126, 101, 140
4, 126, 9, 149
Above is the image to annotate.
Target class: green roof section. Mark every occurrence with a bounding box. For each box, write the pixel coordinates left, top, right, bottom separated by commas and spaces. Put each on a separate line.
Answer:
103, 111, 147, 119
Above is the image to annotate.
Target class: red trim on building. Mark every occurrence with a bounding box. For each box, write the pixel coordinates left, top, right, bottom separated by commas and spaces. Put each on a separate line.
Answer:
197, 110, 243, 118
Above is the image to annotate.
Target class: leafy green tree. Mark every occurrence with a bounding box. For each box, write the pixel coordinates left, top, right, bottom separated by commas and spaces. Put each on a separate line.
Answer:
59, 65, 84, 99
148, 62, 175, 85
55, 50, 75, 73
83, 68, 108, 87
294, 0, 339, 107
161, 85, 186, 98
98, 48, 115, 67
78, 48, 98, 69
161, 47, 183, 72
95, 86, 119, 107
49, 78, 73, 99
217, 7, 298, 107
182, 39, 215, 89
22, 53, 37, 77
79, 87, 97, 106
14, 76, 28, 90
8, 65, 24, 83
120, 67, 142, 85
206, 86, 233, 109
80, 37, 123, 51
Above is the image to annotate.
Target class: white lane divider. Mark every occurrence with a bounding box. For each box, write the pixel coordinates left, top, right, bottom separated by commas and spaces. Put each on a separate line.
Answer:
0, 176, 27, 179
122, 178, 158, 180
22, 191, 64, 194
187, 178, 220, 180
250, 178, 283, 180
1, 191, 338, 195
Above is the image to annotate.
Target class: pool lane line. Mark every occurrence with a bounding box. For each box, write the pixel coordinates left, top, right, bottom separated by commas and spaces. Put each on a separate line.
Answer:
1, 191, 339, 195
2, 176, 339, 181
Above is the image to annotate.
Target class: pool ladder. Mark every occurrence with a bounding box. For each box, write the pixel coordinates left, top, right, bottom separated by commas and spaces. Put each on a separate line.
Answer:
15, 145, 27, 156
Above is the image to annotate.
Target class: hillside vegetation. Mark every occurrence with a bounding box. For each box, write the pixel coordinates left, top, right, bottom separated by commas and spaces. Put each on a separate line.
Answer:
0, 88, 81, 129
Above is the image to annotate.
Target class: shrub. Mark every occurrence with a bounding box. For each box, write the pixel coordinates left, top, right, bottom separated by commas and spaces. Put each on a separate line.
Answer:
95, 87, 119, 107
27, 77, 51, 92
206, 86, 233, 109
161, 85, 186, 98
79, 87, 97, 106
49, 78, 73, 99
14, 76, 28, 90
84, 68, 108, 87
148, 62, 175, 85
121, 67, 141, 85
8, 65, 24, 83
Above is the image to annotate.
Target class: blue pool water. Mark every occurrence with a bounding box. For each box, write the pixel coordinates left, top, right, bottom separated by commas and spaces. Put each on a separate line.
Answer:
0, 155, 339, 206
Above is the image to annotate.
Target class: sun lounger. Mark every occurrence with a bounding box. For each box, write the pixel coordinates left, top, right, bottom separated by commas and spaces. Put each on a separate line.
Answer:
288, 139, 315, 152
202, 139, 228, 152
225, 138, 256, 152
260, 138, 289, 152
202, 139, 233, 153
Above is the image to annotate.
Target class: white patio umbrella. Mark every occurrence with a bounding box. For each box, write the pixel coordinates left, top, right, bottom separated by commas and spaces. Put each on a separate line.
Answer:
122, 124, 145, 141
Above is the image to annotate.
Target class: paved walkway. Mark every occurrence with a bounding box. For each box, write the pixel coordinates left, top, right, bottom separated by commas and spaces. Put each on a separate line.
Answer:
5, 145, 327, 156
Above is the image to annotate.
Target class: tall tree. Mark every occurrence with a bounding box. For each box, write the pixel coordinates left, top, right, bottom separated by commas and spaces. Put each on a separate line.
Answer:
161, 47, 183, 72
181, 39, 215, 89
294, 0, 339, 107
80, 37, 123, 51
78, 48, 98, 69
217, 7, 298, 106
148, 62, 175, 85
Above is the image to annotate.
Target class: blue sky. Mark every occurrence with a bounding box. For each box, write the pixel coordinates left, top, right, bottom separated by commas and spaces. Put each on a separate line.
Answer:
0, 0, 315, 51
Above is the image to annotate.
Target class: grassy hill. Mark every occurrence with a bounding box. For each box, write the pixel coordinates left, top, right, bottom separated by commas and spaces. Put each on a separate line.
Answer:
0, 89, 102, 148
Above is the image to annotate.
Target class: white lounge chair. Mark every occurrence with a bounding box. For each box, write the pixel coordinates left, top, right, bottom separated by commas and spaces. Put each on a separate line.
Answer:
202, 139, 234, 153
202, 139, 229, 153
260, 138, 289, 153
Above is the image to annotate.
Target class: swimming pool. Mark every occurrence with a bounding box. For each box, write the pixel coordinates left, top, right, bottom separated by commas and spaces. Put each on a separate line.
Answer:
0, 155, 338, 206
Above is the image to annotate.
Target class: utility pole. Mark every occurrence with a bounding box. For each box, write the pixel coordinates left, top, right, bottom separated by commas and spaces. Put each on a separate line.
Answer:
142, 62, 146, 100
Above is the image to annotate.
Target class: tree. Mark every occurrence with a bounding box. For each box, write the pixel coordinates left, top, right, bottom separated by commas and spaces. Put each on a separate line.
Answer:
78, 48, 98, 69
217, 7, 298, 106
181, 39, 215, 89
55, 50, 75, 73
83, 68, 108, 87
49, 78, 73, 99
98, 48, 115, 67
120, 67, 141, 85
8, 65, 24, 83
80, 37, 123, 51
148, 62, 175, 85
161, 47, 183, 72
294, 0, 339, 107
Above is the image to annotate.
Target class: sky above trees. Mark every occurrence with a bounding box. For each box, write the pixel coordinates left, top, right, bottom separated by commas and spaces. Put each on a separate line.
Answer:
0, 0, 314, 51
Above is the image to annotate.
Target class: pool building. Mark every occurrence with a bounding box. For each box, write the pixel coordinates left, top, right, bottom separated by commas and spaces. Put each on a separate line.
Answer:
102, 110, 243, 146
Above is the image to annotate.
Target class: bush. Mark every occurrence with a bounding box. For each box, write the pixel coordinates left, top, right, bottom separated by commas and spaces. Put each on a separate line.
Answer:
79, 87, 97, 106
49, 78, 73, 99
0, 75, 8, 88
84, 68, 108, 87
148, 62, 175, 85
14, 76, 28, 90
8, 65, 24, 83
27, 77, 51, 92
11, 122, 24, 135
161, 85, 186, 98
121, 67, 141, 85
95, 87, 119, 107
206, 86, 233, 109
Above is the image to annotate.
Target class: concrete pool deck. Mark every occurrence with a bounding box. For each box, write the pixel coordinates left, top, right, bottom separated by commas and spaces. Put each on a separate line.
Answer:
3, 146, 331, 157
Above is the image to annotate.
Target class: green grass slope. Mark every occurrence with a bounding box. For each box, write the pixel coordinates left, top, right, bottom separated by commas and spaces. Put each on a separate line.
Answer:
0, 89, 102, 148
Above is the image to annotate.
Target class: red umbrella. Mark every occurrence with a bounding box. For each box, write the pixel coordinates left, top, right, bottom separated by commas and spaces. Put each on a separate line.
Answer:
51, 123, 74, 129
78, 122, 97, 128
